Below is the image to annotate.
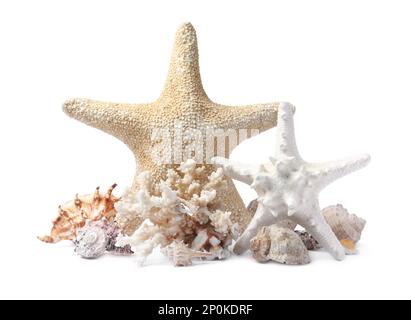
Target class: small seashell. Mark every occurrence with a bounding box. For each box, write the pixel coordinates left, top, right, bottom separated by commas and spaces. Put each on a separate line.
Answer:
294, 230, 322, 250
74, 222, 108, 259
162, 241, 212, 267
250, 225, 310, 265
322, 204, 366, 242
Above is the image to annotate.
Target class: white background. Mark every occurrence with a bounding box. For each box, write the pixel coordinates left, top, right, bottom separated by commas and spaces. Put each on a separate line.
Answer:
0, 0, 410, 299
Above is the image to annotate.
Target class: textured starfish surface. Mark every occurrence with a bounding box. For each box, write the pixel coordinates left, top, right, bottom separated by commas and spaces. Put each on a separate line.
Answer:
62, 22, 283, 231
212, 103, 370, 260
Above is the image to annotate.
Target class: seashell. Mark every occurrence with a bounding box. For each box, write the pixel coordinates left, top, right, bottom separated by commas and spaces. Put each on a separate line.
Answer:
322, 204, 366, 242
250, 225, 310, 265
162, 241, 212, 267
294, 230, 322, 251
74, 221, 108, 259
247, 199, 297, 230
38, 184, 119, 243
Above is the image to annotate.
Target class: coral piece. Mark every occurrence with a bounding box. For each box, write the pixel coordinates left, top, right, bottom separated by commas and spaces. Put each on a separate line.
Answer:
250, 225, 310, 265
209, 210, 237, 234
74, 221, 108, 259
247, 199, 297, 230
115, 160, 238, 265
74, 219, 133, 259
162, 241, 212, 267
322, 204, 366, 243
294, 230, 322, 251
212, 102, 370, 261
38, 184, 119, 243
62, 22, 286, 233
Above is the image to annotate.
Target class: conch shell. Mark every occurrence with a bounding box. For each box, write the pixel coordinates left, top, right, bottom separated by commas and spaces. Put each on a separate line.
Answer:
250, 225, 310, 265
322, 204, 366, 243
38, 184, 119, 243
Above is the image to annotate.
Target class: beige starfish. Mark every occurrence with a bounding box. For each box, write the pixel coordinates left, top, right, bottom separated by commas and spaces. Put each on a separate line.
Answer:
63, 22, 284, 233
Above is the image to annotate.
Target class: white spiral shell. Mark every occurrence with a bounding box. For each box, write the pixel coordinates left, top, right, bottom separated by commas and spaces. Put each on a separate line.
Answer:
74, 223, 108, 259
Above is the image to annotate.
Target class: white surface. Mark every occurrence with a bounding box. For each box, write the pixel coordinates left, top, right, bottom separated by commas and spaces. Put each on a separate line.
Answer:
0, 0, 410, 299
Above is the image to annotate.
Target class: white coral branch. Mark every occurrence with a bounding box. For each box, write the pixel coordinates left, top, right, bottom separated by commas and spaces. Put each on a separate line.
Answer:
115, 159, 238, 266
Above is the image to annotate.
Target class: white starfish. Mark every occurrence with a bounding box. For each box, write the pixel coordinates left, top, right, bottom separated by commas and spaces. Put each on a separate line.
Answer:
211, 103, 370, 260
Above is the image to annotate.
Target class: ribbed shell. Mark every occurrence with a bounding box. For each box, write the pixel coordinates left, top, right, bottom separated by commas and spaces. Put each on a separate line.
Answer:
250, 225, 310, 265
322, 204, 366, 242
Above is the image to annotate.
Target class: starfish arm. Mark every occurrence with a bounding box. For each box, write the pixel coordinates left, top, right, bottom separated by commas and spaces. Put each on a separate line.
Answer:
275, 102, 301, 159
63, 98, 151, 143
297, 202, 346, 260
212, 102, 282, 132
158, 22, 207, 102
307, 154, 371, 191
233, 203, 280, 254
210, 157, 256, 185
